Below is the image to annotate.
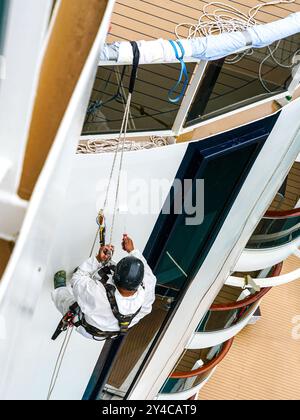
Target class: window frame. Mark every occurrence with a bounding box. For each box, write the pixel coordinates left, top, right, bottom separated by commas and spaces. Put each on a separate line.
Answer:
80, 46, 300, 140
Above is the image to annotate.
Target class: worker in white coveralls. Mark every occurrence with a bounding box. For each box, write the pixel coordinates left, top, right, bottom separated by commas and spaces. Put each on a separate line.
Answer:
52, 235, 157, 340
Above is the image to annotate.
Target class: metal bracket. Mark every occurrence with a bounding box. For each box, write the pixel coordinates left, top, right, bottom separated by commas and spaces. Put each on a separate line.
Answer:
244, 275, 261, 292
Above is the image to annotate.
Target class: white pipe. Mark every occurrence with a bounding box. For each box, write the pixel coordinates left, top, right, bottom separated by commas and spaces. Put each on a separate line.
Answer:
100, 13, 300, 64
227, 262, 300, 289
235, 237, 300, 272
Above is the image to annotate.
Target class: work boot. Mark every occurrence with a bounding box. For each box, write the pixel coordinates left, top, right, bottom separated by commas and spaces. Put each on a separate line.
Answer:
54, 270, 67, 289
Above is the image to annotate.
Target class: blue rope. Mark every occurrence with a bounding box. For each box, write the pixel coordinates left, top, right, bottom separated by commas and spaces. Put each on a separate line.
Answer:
168, 40, 189, 104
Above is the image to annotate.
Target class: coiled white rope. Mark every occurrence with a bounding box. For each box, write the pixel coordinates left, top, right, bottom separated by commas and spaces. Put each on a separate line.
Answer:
77, 135, 172, 154
175, 1, 300, 92
175, 1, 297, 38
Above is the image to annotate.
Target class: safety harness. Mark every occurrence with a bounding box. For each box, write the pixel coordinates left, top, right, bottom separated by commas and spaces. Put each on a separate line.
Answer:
52, 263, 143, 341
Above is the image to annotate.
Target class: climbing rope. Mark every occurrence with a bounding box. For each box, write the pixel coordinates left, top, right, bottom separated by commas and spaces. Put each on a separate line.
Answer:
87, 98, 133, 258
175, 1, 300, 93
115, 67, 136, 131
89, 41, 140, 256
47, 326, 74, 400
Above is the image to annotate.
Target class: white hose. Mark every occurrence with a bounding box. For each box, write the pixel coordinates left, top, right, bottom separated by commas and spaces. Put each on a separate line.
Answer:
100, 1, 300, 76
176, 1, 300, 92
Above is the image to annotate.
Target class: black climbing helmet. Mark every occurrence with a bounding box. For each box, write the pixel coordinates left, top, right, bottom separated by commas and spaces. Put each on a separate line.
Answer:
113, 256, 145, 291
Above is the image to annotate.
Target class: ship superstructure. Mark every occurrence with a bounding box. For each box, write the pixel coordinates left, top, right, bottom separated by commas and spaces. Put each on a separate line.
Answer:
0, 0, 300, 400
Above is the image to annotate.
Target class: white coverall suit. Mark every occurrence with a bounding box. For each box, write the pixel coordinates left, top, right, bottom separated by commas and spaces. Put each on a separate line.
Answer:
52, 249, 157, 339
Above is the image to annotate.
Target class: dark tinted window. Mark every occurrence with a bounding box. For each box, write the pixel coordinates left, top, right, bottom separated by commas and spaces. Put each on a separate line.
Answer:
247, 215, 300, 249
0, 0, 8, 54
185, 34, 300, 127
149, 135, 265, 291
82, 63, 196, 135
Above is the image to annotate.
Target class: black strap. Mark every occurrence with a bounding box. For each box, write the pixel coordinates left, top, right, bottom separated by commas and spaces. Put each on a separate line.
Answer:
104, 284, 142, 334
129, 41, 140, 94
81, 315, 121, 341
98, 263, 142, 333
98, 264, 116, 285
69, 302, 83, 328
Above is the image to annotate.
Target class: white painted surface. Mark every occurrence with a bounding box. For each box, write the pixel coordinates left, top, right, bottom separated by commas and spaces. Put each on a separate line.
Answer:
0, 145, 187, 400
0, 0, 53, 194
235, 237, 300, 272
187, 302, 260, 349
1, 28, 300, 400
0, 158, 11, 185
180, 91, 287, 135
129, 99, 300, 400
0, 0, 118, 400
0, 191, 27, 240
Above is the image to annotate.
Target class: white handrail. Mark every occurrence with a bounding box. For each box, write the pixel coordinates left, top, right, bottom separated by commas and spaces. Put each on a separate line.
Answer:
227, 253, 300, 288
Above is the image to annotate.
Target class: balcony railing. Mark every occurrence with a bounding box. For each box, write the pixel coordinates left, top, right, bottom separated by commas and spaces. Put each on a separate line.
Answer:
247, 208, 300, 250
196, 264, 281, 334
158, 339, 233, 398
227, 259, 300, 288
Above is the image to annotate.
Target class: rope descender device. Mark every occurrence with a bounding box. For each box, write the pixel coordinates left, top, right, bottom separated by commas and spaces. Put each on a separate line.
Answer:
168, 40, 189, 104
96, 209, 106, 248
96, 209, 113, 264
244, 275, 261, 292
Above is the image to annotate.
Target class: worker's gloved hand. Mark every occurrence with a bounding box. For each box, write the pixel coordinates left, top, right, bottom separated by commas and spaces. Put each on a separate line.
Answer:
122, 234, 134, 253
97, 245, 114, 263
